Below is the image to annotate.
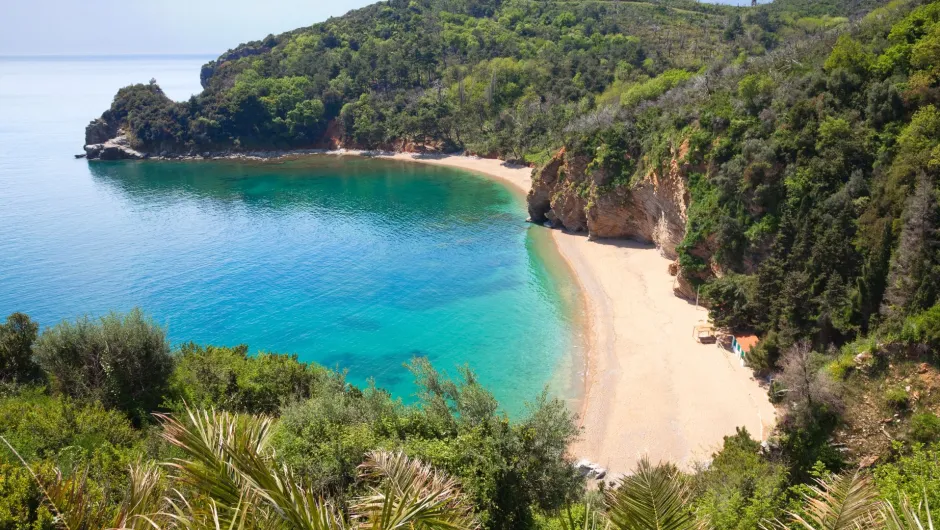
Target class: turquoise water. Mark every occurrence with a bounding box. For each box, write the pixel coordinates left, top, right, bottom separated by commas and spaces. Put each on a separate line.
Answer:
0, 57, 582, 410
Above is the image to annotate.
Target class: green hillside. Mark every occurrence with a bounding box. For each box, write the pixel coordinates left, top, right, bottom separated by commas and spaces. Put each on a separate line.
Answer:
23, 0, 940, 527
86, 0, 853, 163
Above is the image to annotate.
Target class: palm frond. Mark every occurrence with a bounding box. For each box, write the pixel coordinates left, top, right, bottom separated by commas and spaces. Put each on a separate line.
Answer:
774, 471, 881, 530
604, 458, 699, 530
157, 407, 344, 530
110, 460, 168, 530
155, 408, 273, 524
225, 448, 347, 530
43, 468, 111, 530
354, 450, 479, 530
882, 495, 934, 530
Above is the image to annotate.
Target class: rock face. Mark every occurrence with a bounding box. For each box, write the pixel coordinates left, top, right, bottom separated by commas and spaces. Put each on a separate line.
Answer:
84, 132, 146, 160
528, 141, 699, 299
528, 143, 691, 257
85, 118, 117, 145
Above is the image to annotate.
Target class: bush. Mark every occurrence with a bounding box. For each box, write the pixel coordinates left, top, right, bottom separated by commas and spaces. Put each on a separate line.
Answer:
0, 313, 41, 385
0, 390, 141, 466
827, 352, 856, 381
33, 308, 173, 423
621, 69, 693, 107
909, 411, 940, 444
0, 462, 55, 530
884, 386, 910, 410
167, 343, 332, 415
875, 442, 940, 524
691, 428, 788, 530
901, 303, 940, 356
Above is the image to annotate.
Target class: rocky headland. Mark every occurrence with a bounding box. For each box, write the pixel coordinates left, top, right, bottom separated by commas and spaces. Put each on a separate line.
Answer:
527, 143, 699, 299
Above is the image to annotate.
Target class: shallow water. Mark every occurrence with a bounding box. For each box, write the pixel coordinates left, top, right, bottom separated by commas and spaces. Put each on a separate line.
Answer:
0, 57, 583, 411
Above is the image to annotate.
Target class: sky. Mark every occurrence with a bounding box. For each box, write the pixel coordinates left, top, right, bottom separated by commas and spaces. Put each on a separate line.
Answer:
0, 0, 760, 56
0, 0, 375, 56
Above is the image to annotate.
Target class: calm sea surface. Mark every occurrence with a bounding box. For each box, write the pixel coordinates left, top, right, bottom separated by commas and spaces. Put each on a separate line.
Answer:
0, 57, 583, 411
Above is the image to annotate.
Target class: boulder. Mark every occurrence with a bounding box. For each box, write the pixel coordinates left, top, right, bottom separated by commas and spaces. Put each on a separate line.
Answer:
83, 134, 145, 160
85, 118, 116, 145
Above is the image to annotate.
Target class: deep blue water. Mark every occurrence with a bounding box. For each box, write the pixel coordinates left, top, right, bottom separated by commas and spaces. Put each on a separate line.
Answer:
0, 57, 583, 411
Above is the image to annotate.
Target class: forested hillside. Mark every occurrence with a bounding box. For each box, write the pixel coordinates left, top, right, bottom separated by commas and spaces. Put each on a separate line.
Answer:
536, 0, 940, 354
528, 0, 940, 490
85, 0, 862, 162
50, 0, 940, 527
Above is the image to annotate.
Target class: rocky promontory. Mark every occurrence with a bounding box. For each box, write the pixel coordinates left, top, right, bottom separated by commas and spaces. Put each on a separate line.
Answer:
526, 143, 698, 299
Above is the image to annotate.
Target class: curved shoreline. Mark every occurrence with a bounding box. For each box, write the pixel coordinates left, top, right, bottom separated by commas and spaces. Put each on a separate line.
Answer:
103, 149, 776, 476
346, 152, 777, 476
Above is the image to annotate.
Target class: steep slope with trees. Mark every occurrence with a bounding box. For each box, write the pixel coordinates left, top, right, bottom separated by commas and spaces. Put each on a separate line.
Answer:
83, 0, 848, 163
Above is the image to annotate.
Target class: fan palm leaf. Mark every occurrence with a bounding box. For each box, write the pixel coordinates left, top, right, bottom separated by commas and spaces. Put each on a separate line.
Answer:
764, 471, 881, 530
110, 460, 168, 529
353, 450, 478, 530
882, 495, 934, 530
156, 408, 344, 530
604, 457, 699, 530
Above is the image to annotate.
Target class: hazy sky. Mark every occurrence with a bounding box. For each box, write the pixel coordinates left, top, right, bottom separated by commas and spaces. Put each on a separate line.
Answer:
1, 0, 758, 56
0, 0, 375, 56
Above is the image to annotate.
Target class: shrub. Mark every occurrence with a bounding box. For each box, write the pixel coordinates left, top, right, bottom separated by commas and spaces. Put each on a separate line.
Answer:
827, 352, 856, 381
0, 313, 41, 385
691, 428, 788, 530
909, 411, 940, 444
901, 303, 940, 356
167, 343, 332, 415
875, 442, 940, 524
0, 462, 55, 530
884, 386, 910, 410
0, 390, 141, 466
621, 69, 693, 107
32, 308, 173, 423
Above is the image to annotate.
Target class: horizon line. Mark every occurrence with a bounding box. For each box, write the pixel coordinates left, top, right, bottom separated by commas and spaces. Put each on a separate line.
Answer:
0, 53, 218, 60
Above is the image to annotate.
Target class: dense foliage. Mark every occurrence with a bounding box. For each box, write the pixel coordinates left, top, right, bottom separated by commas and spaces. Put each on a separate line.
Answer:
1, 307, 937, 529
0, 310, 581, 530
91, 0, 863, 164
61, 0, 940, 526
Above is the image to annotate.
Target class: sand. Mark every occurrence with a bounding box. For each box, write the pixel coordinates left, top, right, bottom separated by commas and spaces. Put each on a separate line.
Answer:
331, 151, 777, 476
323, 150, 533, 196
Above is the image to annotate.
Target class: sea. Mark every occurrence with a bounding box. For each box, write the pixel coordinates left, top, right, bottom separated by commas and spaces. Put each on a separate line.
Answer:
0, 56, 584, 413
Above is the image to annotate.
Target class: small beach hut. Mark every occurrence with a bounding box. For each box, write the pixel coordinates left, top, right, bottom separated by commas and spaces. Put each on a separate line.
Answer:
731, 335, 759, 366
693, 322, 716, 344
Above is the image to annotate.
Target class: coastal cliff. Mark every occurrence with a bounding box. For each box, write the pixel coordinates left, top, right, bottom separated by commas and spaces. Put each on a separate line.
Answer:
527, 142, 698, 298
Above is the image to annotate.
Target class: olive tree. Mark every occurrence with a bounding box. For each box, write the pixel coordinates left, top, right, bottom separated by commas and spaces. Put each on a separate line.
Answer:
33, 308, 173, 423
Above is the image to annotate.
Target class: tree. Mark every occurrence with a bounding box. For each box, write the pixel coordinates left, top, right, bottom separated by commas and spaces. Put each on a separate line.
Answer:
32, 308, 173, 423
777, 341, 843, 429
167, 343, 330, 415
882, 174, 940, 319
692, 428, 788, 530
702, 274, 758, 331
824, 35, 873, 76
0, 313, 40, 384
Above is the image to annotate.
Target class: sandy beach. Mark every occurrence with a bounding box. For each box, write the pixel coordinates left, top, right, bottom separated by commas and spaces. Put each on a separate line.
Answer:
338, 151, 776, 476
